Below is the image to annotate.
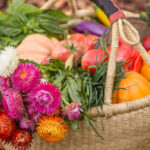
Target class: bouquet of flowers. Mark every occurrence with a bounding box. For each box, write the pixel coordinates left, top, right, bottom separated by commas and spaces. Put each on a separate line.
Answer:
0, 46, 85, 150
0, 43, 125, 150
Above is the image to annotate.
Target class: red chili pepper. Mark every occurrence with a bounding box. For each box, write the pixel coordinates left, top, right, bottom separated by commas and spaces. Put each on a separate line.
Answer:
108, 38, 142, 72
126, 46, 142, 72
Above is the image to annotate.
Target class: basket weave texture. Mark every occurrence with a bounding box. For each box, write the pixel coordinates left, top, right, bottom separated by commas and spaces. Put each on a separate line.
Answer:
28, 17, 150, 150
32, 107, 150, 150
6, 107, 150, 150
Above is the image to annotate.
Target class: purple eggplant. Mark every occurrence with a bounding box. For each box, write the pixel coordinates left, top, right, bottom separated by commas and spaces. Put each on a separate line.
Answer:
72, 20, 107, 37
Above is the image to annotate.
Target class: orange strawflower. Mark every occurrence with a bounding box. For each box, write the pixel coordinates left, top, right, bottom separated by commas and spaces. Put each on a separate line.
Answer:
36, 115, 68, 143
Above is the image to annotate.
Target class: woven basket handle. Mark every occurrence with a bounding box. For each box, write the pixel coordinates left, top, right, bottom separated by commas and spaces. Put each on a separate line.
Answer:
91, 0, 150, 105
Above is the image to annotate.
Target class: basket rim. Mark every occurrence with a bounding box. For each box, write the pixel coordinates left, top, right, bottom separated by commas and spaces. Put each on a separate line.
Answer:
89, 94, 150, 118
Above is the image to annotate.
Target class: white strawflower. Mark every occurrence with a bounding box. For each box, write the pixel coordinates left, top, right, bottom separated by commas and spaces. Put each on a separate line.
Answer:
0, 46, 19, 77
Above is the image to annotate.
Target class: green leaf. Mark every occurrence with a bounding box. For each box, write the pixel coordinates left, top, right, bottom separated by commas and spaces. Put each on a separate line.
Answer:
84, 115, 90, 127
33, 27, 45, 33
25, 17, 40, 32
89, 120, 104, 140
68, 78, 81, 102
15, 4, 42, 14
0, 34, 24, 46
40, 9, 70, 22
3, 13, 27, 27
7, 0, 24, 13
61, 85, 70, 107
0, 0, 67, 46
83, 111, 103, 140
53, 72, 66, 85
87, 82, 93, 107
0, 26, 22, 36
0, 14, 8, 22
7, 0, 42, 15
39, 19, 64, 34
71, 120, 79, 131
8, 0, 25, 7
83, 111, 96, 122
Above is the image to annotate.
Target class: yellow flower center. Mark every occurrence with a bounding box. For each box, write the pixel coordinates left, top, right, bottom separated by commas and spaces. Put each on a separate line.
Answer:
20, 72, 26, 79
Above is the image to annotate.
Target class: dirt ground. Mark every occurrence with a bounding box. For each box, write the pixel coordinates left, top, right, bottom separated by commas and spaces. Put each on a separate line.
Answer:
0, 0, 150, 13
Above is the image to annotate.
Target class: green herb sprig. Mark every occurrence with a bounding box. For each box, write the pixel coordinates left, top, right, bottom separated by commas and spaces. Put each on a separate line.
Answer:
0, 0, 70, 47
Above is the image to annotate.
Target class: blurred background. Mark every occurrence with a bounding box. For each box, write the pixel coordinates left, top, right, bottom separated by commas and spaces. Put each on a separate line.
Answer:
0, 0, 150, 13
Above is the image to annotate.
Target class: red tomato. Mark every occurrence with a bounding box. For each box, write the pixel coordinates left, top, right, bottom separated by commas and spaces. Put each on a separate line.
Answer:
71, 33, 98, 53
142, 35, 150, 51
108, 38, 132, 62
81, 49, 108, 75
42, 56, 54, 64
51, 33, 98, 62
108, 38, 142, 72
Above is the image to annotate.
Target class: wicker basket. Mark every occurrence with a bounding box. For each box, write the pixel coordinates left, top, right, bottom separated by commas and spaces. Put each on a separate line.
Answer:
4, 1, 150, 150
30, 18, 150, 150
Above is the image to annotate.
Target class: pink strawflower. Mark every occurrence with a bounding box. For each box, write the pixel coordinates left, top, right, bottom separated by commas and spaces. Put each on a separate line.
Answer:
2, 88, 25, 120
28, 82, 61, 114
63, 102, 82, 121
11, 63, 41, 93
27, 106, 42, 122
0, 76, 10, 89
19, 117, 35, 132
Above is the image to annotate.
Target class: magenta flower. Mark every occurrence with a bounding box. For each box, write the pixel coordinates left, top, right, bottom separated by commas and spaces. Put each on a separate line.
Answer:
19, 117, 35, 131
28, 82, 61, 114
63, 102, 82, 121
2, 88, 25, 120
27, 106, 42, 122
0, 76, 10, 89
11, 63, 41, 93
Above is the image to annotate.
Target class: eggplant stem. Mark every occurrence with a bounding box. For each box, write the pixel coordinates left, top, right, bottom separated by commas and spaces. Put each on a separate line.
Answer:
60, 19, 82, 28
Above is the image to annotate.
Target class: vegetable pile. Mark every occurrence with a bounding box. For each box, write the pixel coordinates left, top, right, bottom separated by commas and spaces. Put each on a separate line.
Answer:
1, 1, 150, 150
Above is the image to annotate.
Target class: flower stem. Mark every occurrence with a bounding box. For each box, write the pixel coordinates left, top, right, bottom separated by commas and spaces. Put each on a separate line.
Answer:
62, 97, 69, 106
